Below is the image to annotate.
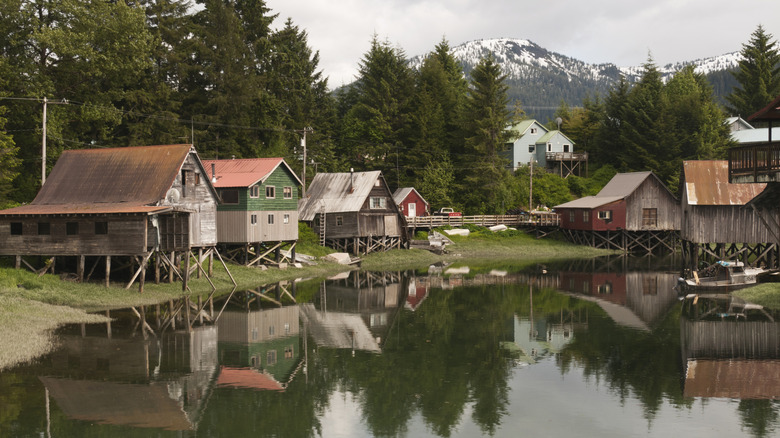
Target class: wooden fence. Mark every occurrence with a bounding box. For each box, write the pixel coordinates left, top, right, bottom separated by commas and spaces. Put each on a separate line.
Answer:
405, 213, 559, 229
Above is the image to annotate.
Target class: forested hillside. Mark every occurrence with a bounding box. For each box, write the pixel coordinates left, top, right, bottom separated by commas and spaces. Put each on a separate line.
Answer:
0, 2, 776, 215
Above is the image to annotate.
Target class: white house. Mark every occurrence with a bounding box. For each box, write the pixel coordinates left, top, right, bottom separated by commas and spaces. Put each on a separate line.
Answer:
504, 119, 585, 177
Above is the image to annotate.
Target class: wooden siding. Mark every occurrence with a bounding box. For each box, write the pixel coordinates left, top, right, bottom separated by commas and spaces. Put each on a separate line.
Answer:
623, 177, 680, 231
558, 201, 626, 231
167, 154, 218, 246
217, 166, 298, 212
217, 307, 300, 344
681, 202, 776, 243
0, 215, 148, 256
216, 210, 298, 243
398, 190, 428, 217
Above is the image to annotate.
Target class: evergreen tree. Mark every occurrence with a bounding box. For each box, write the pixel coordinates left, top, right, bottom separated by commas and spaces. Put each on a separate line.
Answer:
727, 25, 780, 119
340, 36, 415, 187
418, 157, 456, 212
459, 55, 517, 213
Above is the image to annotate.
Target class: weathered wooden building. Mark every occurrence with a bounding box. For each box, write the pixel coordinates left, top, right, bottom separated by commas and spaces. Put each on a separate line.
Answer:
554, 171, 680, 253
0, 144, 230, 290
393, 187, 429, 218
202, 158, 301, 267
680, 160, 776, 270
298, 170, 407, 254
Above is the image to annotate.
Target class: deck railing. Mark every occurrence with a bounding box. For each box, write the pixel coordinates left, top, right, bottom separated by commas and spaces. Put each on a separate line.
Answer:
728, 142, 780, 182
406, 213, 560, 228
546, 151, 588, 162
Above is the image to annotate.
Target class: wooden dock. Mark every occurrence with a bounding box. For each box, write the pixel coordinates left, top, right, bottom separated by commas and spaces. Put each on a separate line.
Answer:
405, 213, 560, 229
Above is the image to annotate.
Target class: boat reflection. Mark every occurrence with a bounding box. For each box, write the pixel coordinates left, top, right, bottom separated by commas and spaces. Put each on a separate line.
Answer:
680, 293, 780, 399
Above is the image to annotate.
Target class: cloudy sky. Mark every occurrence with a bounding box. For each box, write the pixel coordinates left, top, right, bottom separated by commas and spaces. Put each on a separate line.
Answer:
264, 0, 780, 88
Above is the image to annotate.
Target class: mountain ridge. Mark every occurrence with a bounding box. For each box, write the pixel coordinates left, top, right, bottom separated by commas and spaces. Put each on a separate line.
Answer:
409, 38, 741, 120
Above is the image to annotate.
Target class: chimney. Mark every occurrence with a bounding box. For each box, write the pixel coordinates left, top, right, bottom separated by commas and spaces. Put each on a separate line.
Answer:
350, 168, 354, 193
211, 163, 217, 183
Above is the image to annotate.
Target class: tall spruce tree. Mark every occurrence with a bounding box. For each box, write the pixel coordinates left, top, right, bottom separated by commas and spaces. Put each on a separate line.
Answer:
459, 55, 517, 213
727, 25, 780, 119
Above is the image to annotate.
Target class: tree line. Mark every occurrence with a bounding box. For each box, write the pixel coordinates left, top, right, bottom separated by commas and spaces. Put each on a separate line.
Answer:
1, 2, 778, 213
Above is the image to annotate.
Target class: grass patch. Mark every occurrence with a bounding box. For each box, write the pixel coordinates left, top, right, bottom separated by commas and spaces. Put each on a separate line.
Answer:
733, 283, 780, 310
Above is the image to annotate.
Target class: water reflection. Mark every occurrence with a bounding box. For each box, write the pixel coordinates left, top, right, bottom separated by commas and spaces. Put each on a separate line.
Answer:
2, 256, 779, 437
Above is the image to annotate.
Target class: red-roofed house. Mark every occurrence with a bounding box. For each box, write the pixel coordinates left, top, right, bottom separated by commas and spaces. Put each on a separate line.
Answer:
201, 158, 301, 266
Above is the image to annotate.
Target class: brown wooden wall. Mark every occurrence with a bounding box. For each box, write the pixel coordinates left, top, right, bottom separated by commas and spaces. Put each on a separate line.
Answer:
624, 177, 680, 231
0, 215, 148, 256
216, 210, 298, 243
681, 203, 776, 243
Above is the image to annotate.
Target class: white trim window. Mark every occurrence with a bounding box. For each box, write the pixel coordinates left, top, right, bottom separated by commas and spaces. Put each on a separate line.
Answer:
283, 186, 293, 199
266, 186, 276, 199
370, 197, 386, 209
249, 185, 260, 198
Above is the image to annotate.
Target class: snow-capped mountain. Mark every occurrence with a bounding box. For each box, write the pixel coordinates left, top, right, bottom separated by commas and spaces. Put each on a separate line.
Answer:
410, 38, 740, 119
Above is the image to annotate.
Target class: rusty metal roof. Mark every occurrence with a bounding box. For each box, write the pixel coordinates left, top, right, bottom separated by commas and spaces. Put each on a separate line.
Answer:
298, 171, 384, 221
683, 160, 766, 205
0, 144, 192, 216
201, 157, 301, 188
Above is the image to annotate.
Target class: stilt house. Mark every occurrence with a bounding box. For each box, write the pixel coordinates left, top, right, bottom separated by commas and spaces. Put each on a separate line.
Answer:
298, 170, 407, 254
554, 171, 680, 253
202, 158, 301, 266
0, 144, 224, 289
393, 187, 429, 218
680, 160, 776, 269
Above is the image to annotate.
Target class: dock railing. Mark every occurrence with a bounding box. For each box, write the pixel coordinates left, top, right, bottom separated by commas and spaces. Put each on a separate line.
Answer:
406, 213, 559, 229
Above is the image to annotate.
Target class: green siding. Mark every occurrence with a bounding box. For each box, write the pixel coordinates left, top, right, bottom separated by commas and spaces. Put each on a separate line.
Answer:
217, 166, 299, 212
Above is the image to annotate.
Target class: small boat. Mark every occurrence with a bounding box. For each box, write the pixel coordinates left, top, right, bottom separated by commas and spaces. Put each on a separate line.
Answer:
676, 260, 765, 292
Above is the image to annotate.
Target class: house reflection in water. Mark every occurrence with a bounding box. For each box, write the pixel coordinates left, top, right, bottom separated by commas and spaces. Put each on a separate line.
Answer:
300, 271, 403, 353
557, 270, 679, 331
680, 294, 780, 399
39, 313, 218, 431
216, 304, 302, 391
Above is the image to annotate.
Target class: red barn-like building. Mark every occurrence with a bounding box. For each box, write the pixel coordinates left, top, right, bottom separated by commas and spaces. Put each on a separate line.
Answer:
392, 187, 429, 218
554, 171, 680, 253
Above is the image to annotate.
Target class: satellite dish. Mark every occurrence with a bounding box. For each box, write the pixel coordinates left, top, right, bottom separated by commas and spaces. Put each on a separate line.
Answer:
166, 188, 181, 204
556, 117, 563, 130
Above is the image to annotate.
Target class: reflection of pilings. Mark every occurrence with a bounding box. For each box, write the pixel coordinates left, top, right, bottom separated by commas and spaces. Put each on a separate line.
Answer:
129, 291, 219, 337
417, 273, 560, 290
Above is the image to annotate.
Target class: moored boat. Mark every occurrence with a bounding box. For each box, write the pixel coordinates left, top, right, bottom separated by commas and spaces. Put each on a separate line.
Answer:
676, 260, 765, 292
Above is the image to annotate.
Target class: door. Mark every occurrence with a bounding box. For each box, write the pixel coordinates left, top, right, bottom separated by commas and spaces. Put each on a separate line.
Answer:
408, 202, 416, 218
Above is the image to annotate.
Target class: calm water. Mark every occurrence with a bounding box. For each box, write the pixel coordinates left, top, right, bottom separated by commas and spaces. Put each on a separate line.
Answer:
2, 256, 780, 438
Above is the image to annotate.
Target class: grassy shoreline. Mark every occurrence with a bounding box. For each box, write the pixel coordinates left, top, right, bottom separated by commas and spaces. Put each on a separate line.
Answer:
2, 229, 778, 370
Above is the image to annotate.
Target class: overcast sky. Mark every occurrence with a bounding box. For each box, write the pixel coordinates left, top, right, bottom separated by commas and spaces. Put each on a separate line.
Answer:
264, 0, 780, 88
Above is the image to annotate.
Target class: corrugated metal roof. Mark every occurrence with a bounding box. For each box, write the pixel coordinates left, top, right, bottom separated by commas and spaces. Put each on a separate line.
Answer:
298, 171, 383, 221
731, 127, 780, 144
34, 144, 191, 205
392, 187, 426, 205
536, 130, 575, 145
554, 196, 623, 209
201, 157, 301, 188
683, 161, 766, 205
597, 171, 653, 197
509, 119, 540, 135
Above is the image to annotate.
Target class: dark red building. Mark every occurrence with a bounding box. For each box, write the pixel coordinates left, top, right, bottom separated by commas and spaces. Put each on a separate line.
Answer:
392, 187, 429, 218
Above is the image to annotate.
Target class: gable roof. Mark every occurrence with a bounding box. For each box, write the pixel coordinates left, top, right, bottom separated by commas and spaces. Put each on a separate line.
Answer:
509, 119, 547, 136
536, 130, 575, 145
748, 94, 780, 122
392, 187, 427, 206
682, 161, 766, 205
554, 171, 670, 209
298, 170, 384, 221
201, 157, 302, 188
0, 144, 201, 216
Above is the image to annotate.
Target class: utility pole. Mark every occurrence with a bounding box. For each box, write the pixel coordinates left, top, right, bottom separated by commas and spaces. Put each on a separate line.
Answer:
529, 159, 534, 210
299, 127, 313, 197
41, 97, 68, 186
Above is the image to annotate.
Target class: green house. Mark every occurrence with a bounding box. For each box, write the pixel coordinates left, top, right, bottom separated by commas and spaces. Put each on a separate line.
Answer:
203, 158, 301, 265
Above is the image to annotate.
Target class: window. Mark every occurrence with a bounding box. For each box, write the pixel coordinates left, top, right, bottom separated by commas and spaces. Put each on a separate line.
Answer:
284, 346, 294, 359
249, 185, 260, 198
547, 143, 552, 152
66, 222, 79, 235
528, 145, 535, 153
10, 222, 22, 235
269, 325, 275, 336
95, 222, 108, 235
597, 210, 612, 220
374, 179, 381, 187
268, 214, 274, 224
283, 214, 290, 224
598, 282, 613, 294
284, 186, 293, 199
38, 222, 50, 235
370, 197, 386, 209
284, 323, 290, 334
250, 214, 257, 225
569, 211, 575, 223
530, 128, 537, 134
582, 211, 589, 223
220, 189, 239, 204
267, 350, 277, 365
266, 186, 276, 198
642, 276, 658, 296
642, 208, 658, 227
336, 216, 343, 226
